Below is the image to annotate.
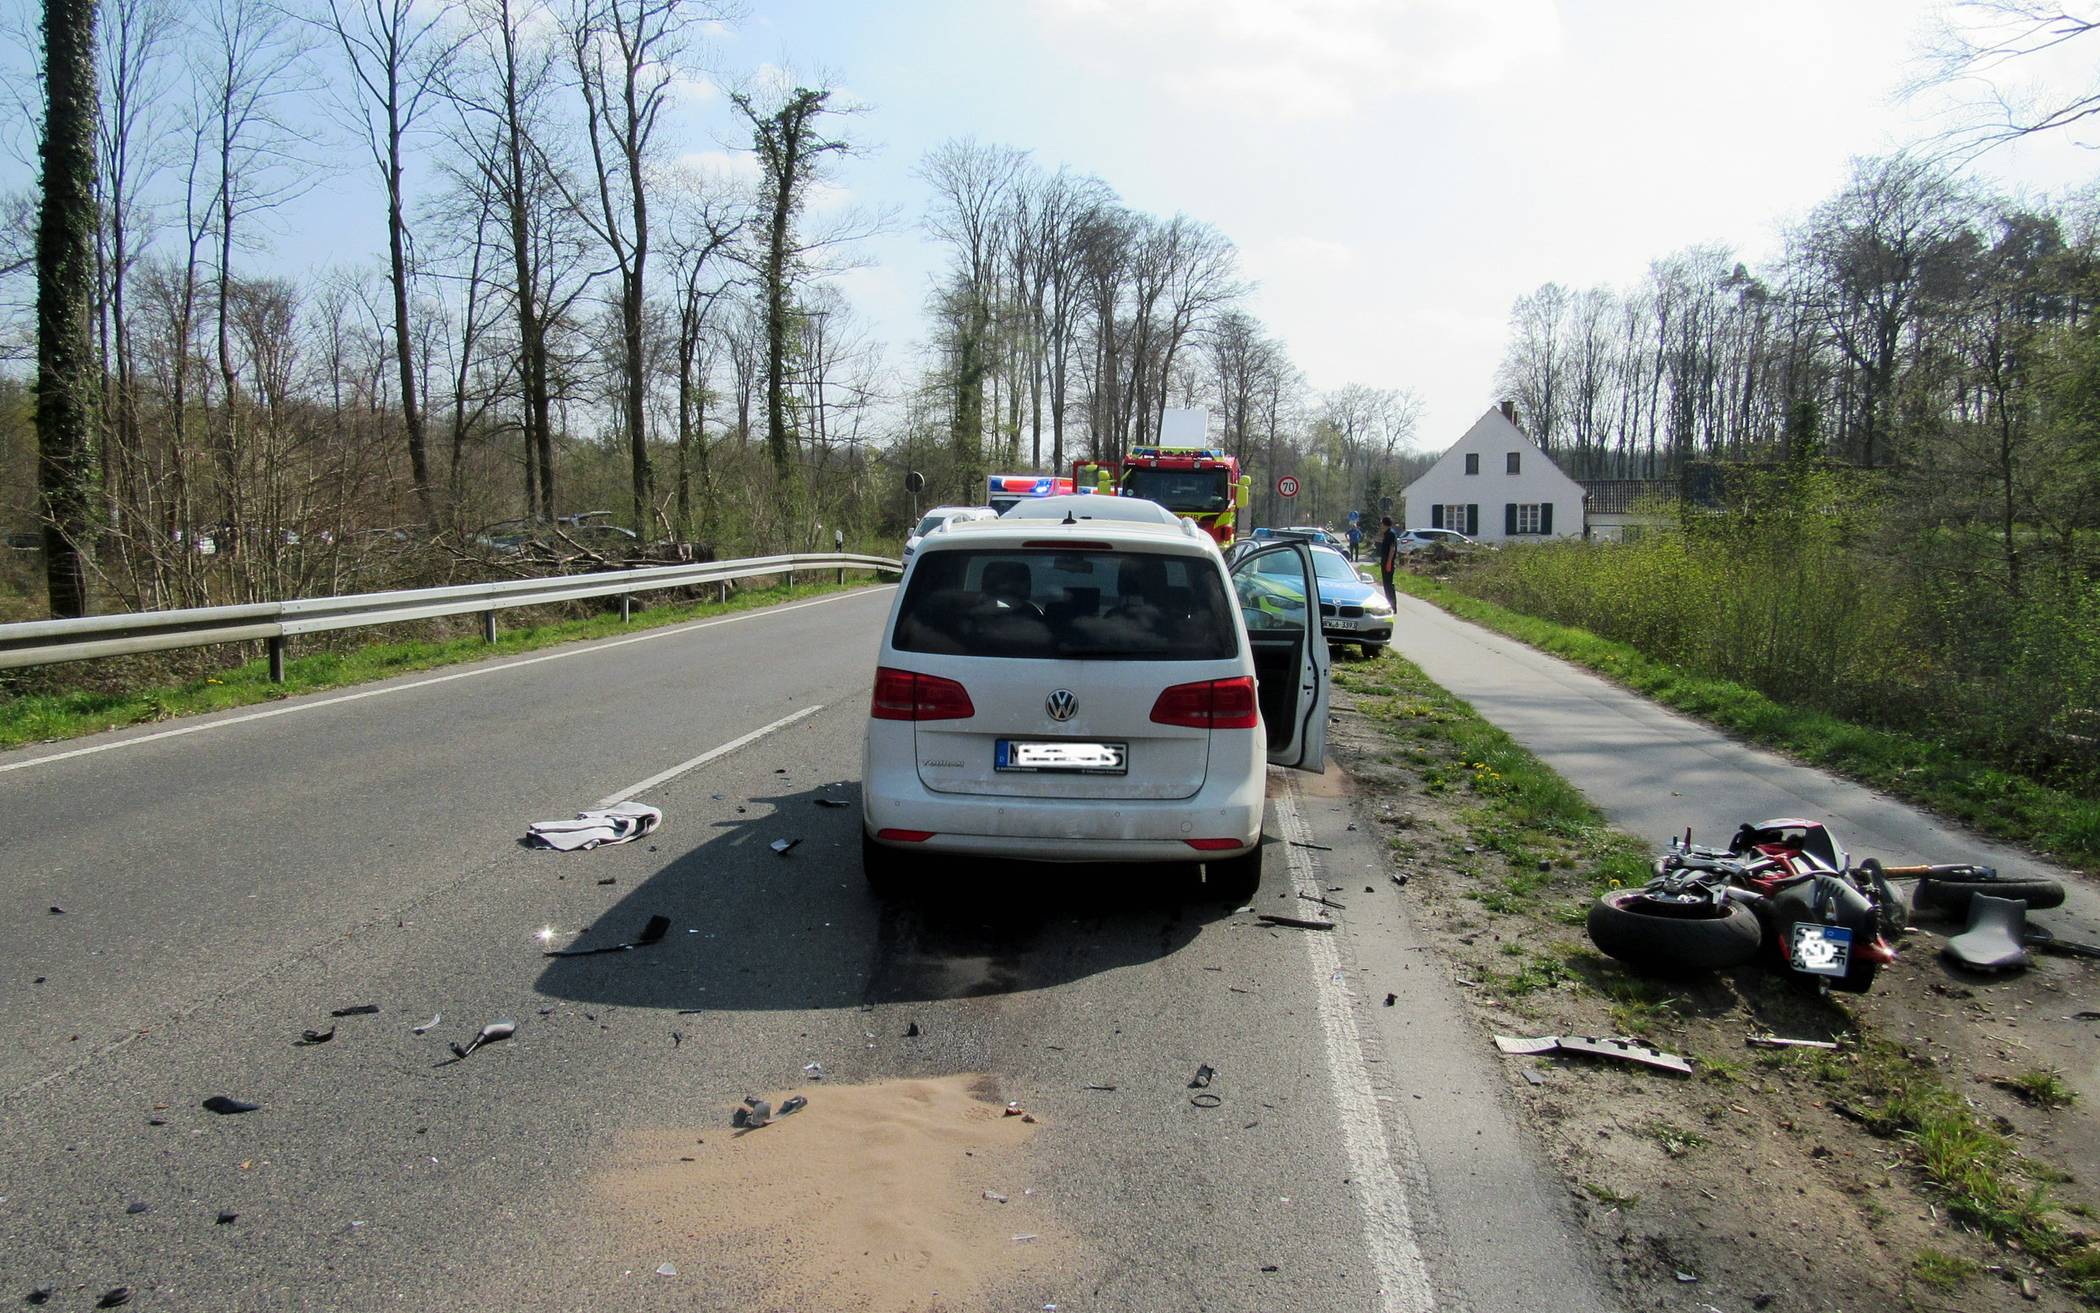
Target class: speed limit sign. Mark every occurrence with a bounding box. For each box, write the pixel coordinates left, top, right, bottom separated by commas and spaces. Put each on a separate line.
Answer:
1276, 475, 1299, 498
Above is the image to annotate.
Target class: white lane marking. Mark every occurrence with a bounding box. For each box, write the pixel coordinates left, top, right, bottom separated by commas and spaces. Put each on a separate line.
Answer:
0, 589, 890, 778
593, 705, 824, 808
1277, 782, 1437, 1313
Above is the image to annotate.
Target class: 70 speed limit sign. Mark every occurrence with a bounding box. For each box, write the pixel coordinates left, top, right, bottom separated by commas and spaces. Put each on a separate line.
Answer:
1276, 475, 1299, 498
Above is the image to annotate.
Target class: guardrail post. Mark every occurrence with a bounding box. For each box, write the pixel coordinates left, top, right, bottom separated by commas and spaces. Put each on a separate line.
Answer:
620, 595, 632, 623
481, 610, 497, 644
719, 582, 728, 604
267, 635, 286, 683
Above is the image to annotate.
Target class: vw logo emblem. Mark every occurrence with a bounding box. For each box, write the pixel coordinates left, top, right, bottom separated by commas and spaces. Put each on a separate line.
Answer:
1045, 689, 1078, 722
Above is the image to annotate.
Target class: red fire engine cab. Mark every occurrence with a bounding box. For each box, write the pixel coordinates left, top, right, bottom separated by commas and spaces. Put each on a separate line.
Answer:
1072, 447, 1253, 548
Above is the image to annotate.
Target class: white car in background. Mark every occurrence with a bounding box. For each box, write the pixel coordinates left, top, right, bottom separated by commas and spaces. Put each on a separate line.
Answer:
997, 493, 1181, 527
902, 505, 997, 564
861, 514, 1330, 897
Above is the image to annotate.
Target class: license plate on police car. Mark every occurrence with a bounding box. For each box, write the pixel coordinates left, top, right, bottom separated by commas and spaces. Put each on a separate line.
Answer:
1789, 923, 1853, 977
996, 740, 1128, 774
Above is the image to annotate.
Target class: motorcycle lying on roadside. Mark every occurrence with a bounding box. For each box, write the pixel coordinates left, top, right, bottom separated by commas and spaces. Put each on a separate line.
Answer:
1587, 818, 2069, 992
1587, 819, 1904, 993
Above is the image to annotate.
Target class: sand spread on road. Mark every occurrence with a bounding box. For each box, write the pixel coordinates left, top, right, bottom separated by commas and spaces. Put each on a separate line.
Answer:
591, 1073, 1067, 1311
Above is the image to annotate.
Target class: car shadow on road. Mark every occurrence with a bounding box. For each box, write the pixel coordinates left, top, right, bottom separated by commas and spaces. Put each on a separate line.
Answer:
533, 780, 1251, 1013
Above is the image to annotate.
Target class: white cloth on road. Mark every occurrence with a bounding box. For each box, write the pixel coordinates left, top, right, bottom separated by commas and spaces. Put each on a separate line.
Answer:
525, 801, 663, 851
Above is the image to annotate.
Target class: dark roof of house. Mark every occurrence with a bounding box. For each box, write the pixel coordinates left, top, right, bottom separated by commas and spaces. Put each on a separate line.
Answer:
1579, 480, 1673, 514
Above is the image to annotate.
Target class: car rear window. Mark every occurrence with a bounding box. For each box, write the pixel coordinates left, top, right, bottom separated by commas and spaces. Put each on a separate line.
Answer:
893, 548, 1238, 660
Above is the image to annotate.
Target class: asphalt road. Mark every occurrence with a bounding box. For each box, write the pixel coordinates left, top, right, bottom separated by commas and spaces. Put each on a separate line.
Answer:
0, 586, 1616, 1312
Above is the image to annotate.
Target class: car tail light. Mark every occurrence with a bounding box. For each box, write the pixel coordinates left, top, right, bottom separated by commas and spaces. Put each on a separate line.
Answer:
871, 667, 975, 721
1021, 539, 1113, 550
1150, 676, 1258, 729
877, 828, 935, 842
1185, 837, 1244, 851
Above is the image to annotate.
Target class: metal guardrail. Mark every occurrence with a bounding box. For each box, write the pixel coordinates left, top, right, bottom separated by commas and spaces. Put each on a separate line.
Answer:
0, 552, 901, 681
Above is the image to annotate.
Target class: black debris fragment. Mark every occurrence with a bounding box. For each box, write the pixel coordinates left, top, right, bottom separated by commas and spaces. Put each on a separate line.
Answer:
1260, 1265, 1280, 1274
904, 1022, 921, 1038
201, 1096, 260, 1115
1083, 1083, 1117, 1091
779, 1095, 808, 1116
216, 1211, 238, 1225
814, 798, 849, 809
544, 914, 671, 957
298, 1027, 335, 1046
1257, 914, 1334, 931
1287, 840, 1332, 852
1383, 993, 1396, 1007
596, 877, 616, 886
330, 1004, 380, 1017
1190, 1093, 1222, 1108
26, 1287, 53, 1305
1188, 1064, 1215, 1089
1390, 873, 1409, 888
671, 1032, 683, 1047
124, 1202, 150, 1215
47, 906, 64, 915
96, 1288, 132, 1308
449, 1019, 516, 1061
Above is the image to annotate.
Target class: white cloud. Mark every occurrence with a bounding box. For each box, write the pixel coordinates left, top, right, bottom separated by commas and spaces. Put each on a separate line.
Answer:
1031, 0, 1562, 119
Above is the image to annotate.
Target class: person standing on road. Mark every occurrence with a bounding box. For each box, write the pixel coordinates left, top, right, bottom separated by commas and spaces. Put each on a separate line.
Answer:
1346, 521, 1361, 561
1377, 516, 1399, 611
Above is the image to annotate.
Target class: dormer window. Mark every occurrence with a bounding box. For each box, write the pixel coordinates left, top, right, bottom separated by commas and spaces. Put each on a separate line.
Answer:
1506, 451, 1521, 474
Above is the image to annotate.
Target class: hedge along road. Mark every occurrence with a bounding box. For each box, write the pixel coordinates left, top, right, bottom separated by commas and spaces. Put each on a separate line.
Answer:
1388, 593, 2097, 940
0, 581, 1617, 1312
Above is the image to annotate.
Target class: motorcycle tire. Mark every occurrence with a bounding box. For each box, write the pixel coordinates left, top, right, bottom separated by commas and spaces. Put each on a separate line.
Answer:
1912, 876, 2065, 918
1587, 889, 1763, 976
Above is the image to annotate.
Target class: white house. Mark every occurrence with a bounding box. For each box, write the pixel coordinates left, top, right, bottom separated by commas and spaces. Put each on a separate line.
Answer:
1401, 403, 1585, 544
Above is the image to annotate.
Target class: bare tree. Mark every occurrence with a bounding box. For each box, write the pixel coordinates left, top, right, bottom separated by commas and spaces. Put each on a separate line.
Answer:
1910, 1, 2100, 155
37, 0, 100, 617
314, 0, 460, 526
730, 79, 855, 492
916, 138, 1024, 489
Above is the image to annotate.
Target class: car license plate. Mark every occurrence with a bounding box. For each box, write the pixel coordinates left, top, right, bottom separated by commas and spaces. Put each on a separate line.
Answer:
996, 740, 1128, 774
1789, 923, 1853, 977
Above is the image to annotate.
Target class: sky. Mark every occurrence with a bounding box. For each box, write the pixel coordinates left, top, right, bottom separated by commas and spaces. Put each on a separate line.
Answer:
6, 0, 2100, 457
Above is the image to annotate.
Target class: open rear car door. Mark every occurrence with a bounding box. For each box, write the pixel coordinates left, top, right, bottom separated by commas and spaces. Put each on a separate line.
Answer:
1228, 541, 1330, 772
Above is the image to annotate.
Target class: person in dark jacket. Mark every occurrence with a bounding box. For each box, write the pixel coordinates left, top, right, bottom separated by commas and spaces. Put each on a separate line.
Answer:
1376, 516, 1399, 611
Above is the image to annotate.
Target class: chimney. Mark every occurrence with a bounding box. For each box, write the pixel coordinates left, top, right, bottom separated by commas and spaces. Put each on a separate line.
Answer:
1498, 399, 1517, 425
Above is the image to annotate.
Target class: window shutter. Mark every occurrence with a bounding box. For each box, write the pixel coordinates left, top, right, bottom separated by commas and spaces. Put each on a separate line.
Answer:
1431, 504, 1444, 529
1540, 503, 1553, 535
1466, 504, 1478, 536
1504, 503, 1517, 537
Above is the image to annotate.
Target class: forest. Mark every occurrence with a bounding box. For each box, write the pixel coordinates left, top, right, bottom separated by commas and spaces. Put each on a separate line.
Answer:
1, 0, 1422, 623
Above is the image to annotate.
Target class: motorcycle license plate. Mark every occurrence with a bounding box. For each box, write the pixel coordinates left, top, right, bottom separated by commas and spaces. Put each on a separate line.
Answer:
996, 740, 1128, 774
1789, 923, 1853, 977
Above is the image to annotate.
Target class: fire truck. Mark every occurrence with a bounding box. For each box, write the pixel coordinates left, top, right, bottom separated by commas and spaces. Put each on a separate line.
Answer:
1072, 446, 1252, 548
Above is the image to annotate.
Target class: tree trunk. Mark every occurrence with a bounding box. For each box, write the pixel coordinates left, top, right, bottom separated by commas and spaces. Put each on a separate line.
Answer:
37, 0, 99, 618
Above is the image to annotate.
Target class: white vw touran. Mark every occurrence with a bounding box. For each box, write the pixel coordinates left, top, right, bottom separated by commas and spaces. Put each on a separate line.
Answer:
861, 499, 1331, 895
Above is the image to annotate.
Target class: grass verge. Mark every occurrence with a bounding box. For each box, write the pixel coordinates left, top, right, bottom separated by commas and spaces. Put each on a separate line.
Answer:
1336, 650, 2100, 1305
1394, 571, 2100, 872
0, 578, 872, 750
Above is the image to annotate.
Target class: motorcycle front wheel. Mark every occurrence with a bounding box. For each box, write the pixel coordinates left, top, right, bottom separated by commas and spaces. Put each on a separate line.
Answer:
1587, 889, 1763, 976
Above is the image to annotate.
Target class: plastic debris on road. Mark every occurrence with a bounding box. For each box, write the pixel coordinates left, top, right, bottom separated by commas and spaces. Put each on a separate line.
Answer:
983, 1191, 1008, 1203
905, 1021, 922, 1037
1257, 914, 1333, 931
542, 913, 671, 957
124, 1202, 149, 1215
771, 838, 801, 855
412, 1014, 442, 1035
778, 1095, 807, 1117
96, 1288, 133, 1308
733, 1097, 773, 1129
655, 1263, 678, 1278
803, 1062, 826, 1081
1188, 1064, 1215, 1090
215, 1211, 238, 1225
330, 1004, 379, 1017
1492, 1034, 1693, 1076
523, 801, 663, 851
299, 1026, 335, 1045
201, 1096, 260, 1115
450, 1019, 516, 1060
813, 798, 849, 808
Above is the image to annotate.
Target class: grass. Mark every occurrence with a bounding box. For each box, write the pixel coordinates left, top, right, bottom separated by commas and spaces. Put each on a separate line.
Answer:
1912, 1248, 1981, 1290
0, 578, 868, 750
2003, 1068, 2080, 1110
1394, 571, 2100, 871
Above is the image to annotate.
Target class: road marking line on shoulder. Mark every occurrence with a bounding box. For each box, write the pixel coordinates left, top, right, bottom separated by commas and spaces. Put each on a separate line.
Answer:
0, 588, 890, 778
594, 705, 824, 808
1277, 782, 1437, 1313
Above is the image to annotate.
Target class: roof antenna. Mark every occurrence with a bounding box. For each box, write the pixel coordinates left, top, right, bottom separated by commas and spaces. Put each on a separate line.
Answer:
1062, 510, 1077, 525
